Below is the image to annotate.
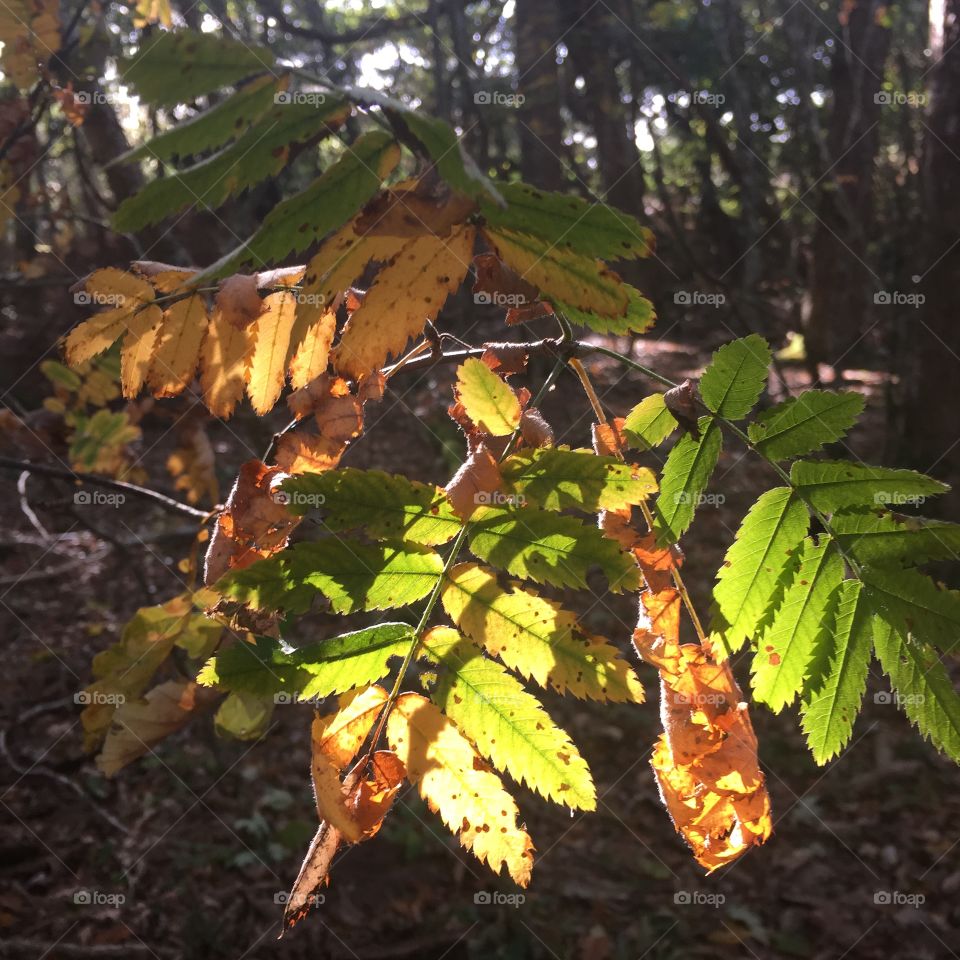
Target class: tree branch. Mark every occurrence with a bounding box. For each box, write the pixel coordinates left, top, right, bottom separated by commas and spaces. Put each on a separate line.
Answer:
0, 457, 214, 520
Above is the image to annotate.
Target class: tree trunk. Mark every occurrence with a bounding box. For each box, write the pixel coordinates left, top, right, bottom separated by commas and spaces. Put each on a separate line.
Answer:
807, 0, 891, 375
904, 0, 960, 505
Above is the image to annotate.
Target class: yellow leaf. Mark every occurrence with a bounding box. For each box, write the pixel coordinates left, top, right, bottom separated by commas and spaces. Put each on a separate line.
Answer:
120, 304, 163, 397
65, 308, 129, 366
332, 225, 476, 379
313, 685, 388, 769
387, 692, 534, 886
85, 267, 155, 304
289, 310, 336, 388
486, 227, 628, 316
200, 308, 256, 418
247, 290, 297, 414
455, 357, 521, 436
442, 562, 645, 703
149, 294, 208, 397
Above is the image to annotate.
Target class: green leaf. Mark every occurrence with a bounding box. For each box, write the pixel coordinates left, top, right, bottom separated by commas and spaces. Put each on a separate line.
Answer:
197, 131, 400, 279
467, 505, 640, 592
499, 447, 658, 512
652, 418, 722, 544
790, 460, 948, 513
873, 619, 960, 762
388, 107, 499, 201
218, 540, 444, 615
442, 562, 645, 703
118, 75, 282, 164
280, 469, 461, 545
214, 691, 274, 741
455, 358, 521, 436
712, 487, 810, 654
699, 334, 771, 419
800, 579, 873, 764
831, 509, 960, 566
623, 392, 678, 450
120, 31, 275, 106
113, 97, 350, 233
198, 623, 414, 699
554, 284, 656, 335
479, 181, 654, 261
423, 629, 596, 809
751, 536, 843, 711
861, 565, 960, 654
748, 390, 864, 461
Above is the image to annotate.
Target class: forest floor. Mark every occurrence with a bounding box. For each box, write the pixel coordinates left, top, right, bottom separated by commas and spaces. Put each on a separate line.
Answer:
1, 312, 958, 960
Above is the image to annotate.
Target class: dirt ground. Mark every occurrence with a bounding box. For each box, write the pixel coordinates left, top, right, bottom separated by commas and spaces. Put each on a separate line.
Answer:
1, 312, 958, 960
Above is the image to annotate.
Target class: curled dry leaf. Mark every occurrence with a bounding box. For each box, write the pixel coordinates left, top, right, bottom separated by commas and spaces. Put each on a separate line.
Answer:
354, 177, 476, 238
204, 459, 298, 585
472, 251, 539, 305
216, 273, 265, 330
481, 341, 530, 375
445, 442, 502, 520
519, 407, 554, 448
663, 379, 701, 440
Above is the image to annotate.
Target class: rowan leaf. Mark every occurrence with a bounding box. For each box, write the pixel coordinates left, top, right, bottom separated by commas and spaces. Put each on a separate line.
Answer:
873, 620, 960, 762
147, 294, 208, 397
790, 460, 948, 513
246, 290, 297, 415
699, 334, 771, 420
214, 691, 274, 741
218, 540, 444, 615
551, 284, 656, 335
279, 468, 461, 545
200, 306, 257, 418
466, 505, 640, 592
800, 580, 873, 764
499, 447, 657, 513
313, 685, 389, 769
442, 562, 644, 702
485, 227, 629, 317
202, 131, 401, 277
332, 225, 476, 379
119, 30, 275, 106
652, 418, 723, 544
861, 565, 960, 654
197, 624, 415, 700
289, 311, 337, 389
119, 303, 163, 397
831, 509, 960, 566
118, 74, 283, 164
751, 536, 844, 712
479, 182, 654, 261
455, 358, 521, 436
386, 692, 535, 886
748, 390, 865, 461
623, 393, 678, 450
712, 487, 810, 655
113, 98, 351, 232
422, 627, 596, 809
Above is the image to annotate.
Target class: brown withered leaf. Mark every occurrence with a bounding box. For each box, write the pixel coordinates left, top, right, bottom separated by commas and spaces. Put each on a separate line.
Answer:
354, 178, 476, 238
203, 459, 298, 585
472, 252, 539, 305
273, 431, 345, 475
506, 301, 555, 326
445, 443, 502, 520
481, 341, 530, 376
216, 274, 265, 330
663, 379, 701, 439
519, 407, 554, 448
591, 418, 628, 458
